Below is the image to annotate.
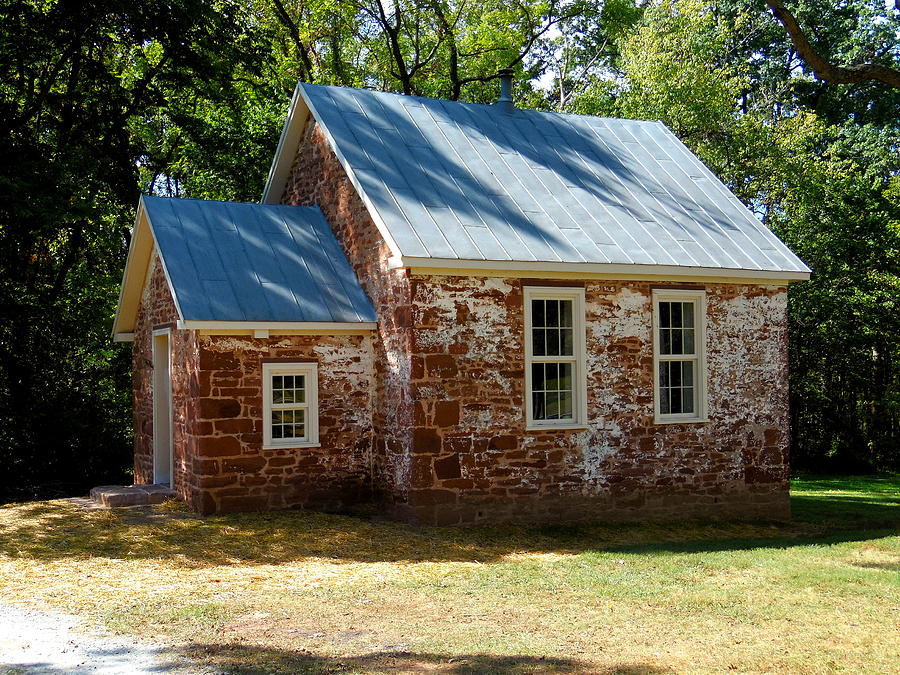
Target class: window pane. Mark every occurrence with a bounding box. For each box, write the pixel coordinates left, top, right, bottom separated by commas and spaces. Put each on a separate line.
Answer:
683, 302, 694, 328
532, 363, 544, 391
532, 328, 546, 356
545, 362, 558, 390
547, 300, 559, 327
683, 328, 695, 355
671, 302, 682, 328
533, 391, 546, 419
559, 362, 572, 391
272, 390, 284, 404
560, 328, 574, 356
660, 302, 671, 328
280, 389, 295, 404
682, 361, 694, 386
673, 329, 685, 355
545, 392, 560, 419
547, 329, 560, 356
559, 391, 573, 419
272, 425, 283, 439
659, 365, 670, 414
671, 362, 682, 387
670, 387, 683, 414
532, 299, 545, 328
661, 329, 672, 355
559, 300, 573, 328
272, 375, 282, 389
682, 387, 695, 414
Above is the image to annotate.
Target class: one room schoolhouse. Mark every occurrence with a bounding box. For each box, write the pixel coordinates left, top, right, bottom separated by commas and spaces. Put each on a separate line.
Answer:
112, 76, 810, 523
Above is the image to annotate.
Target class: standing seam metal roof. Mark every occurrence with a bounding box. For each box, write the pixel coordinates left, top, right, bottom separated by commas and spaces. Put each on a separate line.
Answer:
301, 83, 809, 274
142, 196, 376, 323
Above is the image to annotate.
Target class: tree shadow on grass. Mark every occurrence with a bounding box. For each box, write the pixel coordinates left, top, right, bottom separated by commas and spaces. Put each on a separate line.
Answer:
3, 642, 673, 674
179, 644, 664, 674
0, 479, 896, 566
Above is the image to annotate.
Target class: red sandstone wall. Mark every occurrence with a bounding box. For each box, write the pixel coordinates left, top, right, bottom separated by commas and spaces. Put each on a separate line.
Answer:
405, 275, 790, 524
279, 117, 791, 525
189, 335, 374, 514
132, 255, 199, 506
282, 120, 415, 508
133, 255, 375, 515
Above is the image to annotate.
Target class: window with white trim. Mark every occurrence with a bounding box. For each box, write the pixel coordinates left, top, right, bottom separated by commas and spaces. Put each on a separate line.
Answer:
652, 289, 707, 423
262, 362, 319, 448
524, 286, 587, 429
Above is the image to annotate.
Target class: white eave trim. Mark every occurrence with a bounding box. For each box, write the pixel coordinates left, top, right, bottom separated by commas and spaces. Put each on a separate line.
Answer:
389, 256, 811, 282
111, 198, 184, 339
177, 320, 377, 335
261, 82, 308, 205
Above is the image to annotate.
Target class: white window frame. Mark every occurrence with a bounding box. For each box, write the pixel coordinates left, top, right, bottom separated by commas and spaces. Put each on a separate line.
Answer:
652, 289, 708, 424
524, 286, 588, 430
262, 362, 320, 449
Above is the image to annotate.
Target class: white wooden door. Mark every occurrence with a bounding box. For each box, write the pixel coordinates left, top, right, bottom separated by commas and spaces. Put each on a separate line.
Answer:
152, 330, 173, 486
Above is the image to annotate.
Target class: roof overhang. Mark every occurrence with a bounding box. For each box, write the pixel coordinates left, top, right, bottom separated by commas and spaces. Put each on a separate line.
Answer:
177, 321, 376, 336
111, 197, 184, 341
390, 256, 811, 283
112, 195, 379, 343
261, 82, 309, 205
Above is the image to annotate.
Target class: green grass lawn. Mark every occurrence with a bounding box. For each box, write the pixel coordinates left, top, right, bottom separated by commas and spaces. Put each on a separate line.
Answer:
0, 476, 897, 674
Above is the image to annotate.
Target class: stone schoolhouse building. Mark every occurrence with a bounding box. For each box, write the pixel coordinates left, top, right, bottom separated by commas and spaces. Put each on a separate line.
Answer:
112, 79, 810, 524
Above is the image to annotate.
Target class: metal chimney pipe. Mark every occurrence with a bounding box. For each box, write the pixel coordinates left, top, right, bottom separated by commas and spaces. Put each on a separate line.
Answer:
495, 68, 515, 114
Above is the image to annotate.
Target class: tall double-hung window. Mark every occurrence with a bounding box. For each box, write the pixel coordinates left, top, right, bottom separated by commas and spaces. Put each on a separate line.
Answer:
524, 286, 587, 429
652, 289, 707, 423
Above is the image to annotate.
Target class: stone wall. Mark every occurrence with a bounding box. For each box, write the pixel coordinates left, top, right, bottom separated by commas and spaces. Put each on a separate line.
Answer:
278, 116, 791, 525
133, 255, 376, 515
282, 119, 415, 508
132, 255, 199, 506
189, 334, 375, 514
405, 275, 790, 524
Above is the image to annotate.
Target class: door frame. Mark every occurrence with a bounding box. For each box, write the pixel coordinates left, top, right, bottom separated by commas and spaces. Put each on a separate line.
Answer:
151, 328, 174, 486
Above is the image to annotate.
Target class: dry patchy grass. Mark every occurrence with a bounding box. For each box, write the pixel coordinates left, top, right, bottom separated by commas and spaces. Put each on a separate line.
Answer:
0, 477, 898, 674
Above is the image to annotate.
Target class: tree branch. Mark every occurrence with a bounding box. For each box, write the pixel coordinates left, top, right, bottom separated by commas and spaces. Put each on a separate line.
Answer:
764, 0, 900, 88
270, 0, 315, 82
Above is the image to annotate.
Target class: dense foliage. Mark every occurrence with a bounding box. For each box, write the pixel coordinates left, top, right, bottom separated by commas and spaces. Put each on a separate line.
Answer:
0, 0, 896, 498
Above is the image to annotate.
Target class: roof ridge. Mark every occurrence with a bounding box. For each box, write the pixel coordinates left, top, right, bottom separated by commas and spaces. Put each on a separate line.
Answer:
299, 81, 664, 126
141, 194, 322, 210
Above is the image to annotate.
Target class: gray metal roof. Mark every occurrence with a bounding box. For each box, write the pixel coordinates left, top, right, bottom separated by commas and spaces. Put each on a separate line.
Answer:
142, 196, 376, 323
301, 83, 809, 274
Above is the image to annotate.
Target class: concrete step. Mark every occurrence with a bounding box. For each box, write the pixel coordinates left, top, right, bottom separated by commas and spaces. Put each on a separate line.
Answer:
89, 484, 177, 508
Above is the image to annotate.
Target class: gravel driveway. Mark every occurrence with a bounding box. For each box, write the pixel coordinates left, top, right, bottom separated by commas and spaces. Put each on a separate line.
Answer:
0, 603, 185, 674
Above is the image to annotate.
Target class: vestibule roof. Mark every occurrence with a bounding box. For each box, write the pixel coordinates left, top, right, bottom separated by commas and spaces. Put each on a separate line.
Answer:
112, 196, 376, 340
263, 83, 809, 280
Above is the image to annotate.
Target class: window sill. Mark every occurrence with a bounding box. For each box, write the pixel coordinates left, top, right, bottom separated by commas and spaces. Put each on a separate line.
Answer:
262, 442, 321, 450
653, 416, 709, 425
526, 424, 589, 432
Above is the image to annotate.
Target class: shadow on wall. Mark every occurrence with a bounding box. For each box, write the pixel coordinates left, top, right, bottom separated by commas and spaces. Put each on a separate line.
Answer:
0, 482, 896, 567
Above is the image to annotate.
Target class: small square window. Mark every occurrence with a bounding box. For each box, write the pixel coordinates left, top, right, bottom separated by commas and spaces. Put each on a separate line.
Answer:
263, 362, 319, 448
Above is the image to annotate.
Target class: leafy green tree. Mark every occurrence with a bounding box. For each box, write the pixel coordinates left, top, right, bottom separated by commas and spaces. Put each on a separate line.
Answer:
601, 0, 900, 470
0, 0, 267, 498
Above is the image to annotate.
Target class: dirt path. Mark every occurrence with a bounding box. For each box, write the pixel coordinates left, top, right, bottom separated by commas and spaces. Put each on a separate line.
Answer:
0, 603, 187, 674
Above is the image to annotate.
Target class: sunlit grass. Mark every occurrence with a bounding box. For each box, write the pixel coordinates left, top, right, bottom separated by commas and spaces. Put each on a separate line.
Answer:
0, 476, 897, 674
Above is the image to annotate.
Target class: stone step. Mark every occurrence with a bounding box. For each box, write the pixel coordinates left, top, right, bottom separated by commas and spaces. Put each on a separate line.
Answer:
89, 484, 177, 508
